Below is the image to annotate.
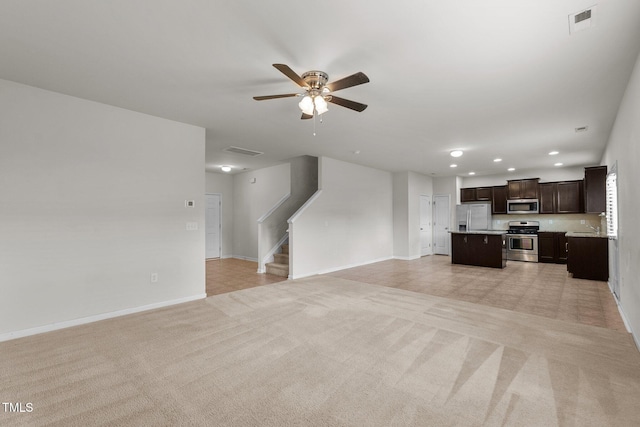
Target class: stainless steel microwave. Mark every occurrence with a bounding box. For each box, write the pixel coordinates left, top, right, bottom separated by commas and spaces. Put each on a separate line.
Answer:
507, 199, 539, 214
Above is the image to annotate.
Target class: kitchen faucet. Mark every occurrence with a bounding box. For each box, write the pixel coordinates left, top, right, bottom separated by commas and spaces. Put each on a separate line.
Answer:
586, 224, 600, 234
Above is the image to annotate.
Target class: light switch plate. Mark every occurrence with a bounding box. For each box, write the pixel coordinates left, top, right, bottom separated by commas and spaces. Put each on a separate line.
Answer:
186, 222, 198, 231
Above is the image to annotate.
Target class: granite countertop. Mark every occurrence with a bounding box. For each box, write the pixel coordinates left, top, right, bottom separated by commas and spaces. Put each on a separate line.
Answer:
449, 230, 507, 235
565, 231, 609, 238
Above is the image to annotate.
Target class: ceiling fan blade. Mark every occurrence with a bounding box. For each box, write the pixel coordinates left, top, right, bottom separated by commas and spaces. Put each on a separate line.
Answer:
273, 64, 309, 88
253, 93, 299, 101
327, 95, 368, 112
301, 113, 313, 120
326, 72, 369, 92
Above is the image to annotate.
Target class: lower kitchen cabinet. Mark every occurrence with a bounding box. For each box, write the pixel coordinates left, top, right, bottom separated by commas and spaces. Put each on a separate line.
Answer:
538, 232, 568, 264
567, 236, 608, 281
451, 233, 507, 269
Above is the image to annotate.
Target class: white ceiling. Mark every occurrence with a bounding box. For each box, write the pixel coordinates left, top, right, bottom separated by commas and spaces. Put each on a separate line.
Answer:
2, 1, 639, 177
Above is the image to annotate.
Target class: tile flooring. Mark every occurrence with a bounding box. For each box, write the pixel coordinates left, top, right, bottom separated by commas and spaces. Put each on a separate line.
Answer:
206, 258, 287, 296
206, 255, 626, 332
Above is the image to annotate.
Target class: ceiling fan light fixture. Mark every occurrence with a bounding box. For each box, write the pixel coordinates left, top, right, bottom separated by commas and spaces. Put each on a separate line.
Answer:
314, 96, 328, 115
298, 95, 314, 116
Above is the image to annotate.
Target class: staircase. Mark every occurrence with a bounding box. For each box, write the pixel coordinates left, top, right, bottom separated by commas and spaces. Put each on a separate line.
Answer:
265, 244, 289, 278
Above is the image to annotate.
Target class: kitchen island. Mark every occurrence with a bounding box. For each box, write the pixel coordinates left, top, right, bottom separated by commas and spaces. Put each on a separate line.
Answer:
450, 231, 508, 268
565, 232, 609, 281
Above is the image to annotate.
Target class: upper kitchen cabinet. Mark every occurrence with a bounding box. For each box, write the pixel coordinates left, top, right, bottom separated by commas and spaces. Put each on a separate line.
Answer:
539, 180, 584, 214
460, 187, 492, 203
507, 178, 539, 199
492, 185, 507, 214
556, 180, 584, 213
538, 182, 556, 214
584, 166, 607, 213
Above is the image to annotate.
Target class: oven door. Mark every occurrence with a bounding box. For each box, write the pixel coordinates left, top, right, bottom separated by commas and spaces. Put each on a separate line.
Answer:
507, 234, 539, 262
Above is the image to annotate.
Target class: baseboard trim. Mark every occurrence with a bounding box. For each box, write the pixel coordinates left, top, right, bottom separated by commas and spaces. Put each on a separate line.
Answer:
393, 255, 422, 261
0, 293, 207, 343
290, 256, 393, 280
607, 280, 639, 351
230, 255, 259, 262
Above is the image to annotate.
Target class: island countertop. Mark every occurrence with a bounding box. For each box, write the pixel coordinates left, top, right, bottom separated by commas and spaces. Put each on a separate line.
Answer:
565, 231, 609, 238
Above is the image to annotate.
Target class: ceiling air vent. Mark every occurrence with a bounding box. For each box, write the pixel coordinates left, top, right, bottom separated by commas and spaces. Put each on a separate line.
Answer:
569, 5, 597, 34
223, 146, 264, 157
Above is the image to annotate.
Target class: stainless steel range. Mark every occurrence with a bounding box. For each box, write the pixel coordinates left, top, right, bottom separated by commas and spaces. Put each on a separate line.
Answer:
506, 221, 539, 262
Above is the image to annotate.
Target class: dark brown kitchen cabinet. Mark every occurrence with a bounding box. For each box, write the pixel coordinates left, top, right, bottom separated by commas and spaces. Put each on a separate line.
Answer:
584, 166, 607, 213
492, 185, 507, 214
556, 180, 583, 213
507, 178, 539, 199
567, 236, 608, 281
538, 232, 568, 264
460, 187, 492, 203
460, 188, 476, 203
451, 233, 507, 268
538, 180, 583, 214
476, 187, 492, 201
539, 183, 556, 214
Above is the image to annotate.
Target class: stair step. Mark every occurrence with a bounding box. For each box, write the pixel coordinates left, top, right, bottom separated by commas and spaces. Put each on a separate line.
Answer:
265, 262, 289, 278
281, 244, 289, 255
274, 253, 289, 264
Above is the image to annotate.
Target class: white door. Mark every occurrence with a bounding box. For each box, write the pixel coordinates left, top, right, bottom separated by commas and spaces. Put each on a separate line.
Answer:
420, 195, 432, 256
433, 194, 451, 255
205, 194, 221, 259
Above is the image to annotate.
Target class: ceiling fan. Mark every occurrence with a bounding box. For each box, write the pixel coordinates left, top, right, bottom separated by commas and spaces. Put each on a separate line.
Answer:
253, 64, 370, 119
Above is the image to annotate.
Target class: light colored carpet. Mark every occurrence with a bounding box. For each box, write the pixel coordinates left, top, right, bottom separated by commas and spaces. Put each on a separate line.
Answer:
2, 276, 640, 426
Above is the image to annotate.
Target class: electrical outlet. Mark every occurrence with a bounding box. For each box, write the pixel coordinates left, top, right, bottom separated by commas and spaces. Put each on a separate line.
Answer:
150, 273, 158, 283
580, 220, 585, 224
186, 222, 198, 231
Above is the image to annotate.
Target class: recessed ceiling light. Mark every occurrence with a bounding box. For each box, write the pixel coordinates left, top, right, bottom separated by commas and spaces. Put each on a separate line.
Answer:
221, 165, 232, 172
549, 151, 559, 155
468, 172, 476, 175
450, 164, 457, 168
493, 158, 502, 162
554, 162, 563, 167
450, 150, 463, 158
508, 167, 515, 172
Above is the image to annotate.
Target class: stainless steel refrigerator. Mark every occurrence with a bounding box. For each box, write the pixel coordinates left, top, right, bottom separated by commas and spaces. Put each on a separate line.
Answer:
456, 203, 492, 231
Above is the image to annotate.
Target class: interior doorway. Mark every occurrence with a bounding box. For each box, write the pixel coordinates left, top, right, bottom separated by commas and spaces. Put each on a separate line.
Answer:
433, 194, 451, 255
205, 193, 221, 259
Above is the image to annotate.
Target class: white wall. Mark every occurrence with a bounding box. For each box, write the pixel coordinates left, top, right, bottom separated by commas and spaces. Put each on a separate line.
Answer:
289, 157, 393, 278
205, 172, 234, 258
232, 163, 290, 260
601, 50, 640, 344
392, 172, 410, 258
0, 79, 205, 339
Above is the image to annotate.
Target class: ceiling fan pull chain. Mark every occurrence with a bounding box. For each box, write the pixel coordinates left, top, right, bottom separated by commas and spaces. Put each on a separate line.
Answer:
313, 111, 316, 136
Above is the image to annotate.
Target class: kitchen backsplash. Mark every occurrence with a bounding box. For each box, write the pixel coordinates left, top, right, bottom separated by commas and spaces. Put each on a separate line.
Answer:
492, 213, 605, 232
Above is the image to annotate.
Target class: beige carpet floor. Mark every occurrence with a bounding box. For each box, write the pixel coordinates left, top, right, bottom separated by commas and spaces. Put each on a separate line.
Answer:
2, 276, 640, 426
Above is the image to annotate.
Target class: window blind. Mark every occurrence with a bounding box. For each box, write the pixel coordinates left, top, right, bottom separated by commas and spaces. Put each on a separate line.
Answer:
606, 171, 618, 238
